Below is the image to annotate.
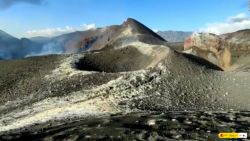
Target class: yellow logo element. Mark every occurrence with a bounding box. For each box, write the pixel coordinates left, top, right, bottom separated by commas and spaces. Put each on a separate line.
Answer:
218, 133, 247, 139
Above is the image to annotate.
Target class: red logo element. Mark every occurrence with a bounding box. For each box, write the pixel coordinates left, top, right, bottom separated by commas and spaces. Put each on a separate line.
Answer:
220, 134, 223, 138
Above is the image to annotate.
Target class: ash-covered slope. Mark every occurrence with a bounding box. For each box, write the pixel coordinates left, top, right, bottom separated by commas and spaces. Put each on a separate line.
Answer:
221, 29, 250, 44
221, 30, 250, 71
0, 19, 250, 140
39, 18, 167, 53
1, 37, 250, 134
122, 18, 166, 44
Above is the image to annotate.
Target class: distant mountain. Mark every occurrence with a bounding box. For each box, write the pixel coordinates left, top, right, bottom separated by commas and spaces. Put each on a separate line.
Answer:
0, 30, 19, 41
0, 30, 43, 59
157, 31, 192, 42
0, 30, 23, 59
28, 18, 167, 55
29, 36, 51, 43
0, 18, 168, 60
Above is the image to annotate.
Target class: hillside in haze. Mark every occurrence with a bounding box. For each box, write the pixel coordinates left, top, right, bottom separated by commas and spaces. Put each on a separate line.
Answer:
157, 30, 192, 42
0, 30, 44, 59
0, 18, 167, 60
0, 30, 26, 59
0, 26, 193, 60
1, 22, 250, 71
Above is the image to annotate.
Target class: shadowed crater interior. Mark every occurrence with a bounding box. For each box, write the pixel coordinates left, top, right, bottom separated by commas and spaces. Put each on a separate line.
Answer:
75, 46, 153, 73
182, 53, 223, 71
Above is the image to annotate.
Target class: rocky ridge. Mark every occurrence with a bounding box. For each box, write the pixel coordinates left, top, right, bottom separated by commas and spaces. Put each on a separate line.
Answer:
184, 31, 250, 71
0, 19, 250, 140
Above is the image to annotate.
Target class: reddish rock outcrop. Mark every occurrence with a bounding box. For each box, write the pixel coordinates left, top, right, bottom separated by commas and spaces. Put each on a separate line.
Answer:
184, 33, 231, 70
184, 30, 250, 71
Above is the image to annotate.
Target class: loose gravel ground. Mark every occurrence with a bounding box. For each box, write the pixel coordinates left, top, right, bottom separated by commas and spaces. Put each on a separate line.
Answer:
0, 111, 249, 141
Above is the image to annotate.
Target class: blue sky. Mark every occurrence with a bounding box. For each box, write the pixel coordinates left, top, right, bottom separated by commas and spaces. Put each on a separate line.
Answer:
0, 0, 249, 37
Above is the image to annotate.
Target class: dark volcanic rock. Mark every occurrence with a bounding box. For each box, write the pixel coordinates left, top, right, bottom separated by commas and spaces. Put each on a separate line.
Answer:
0, 44, 249, 134
1, 111, 249, 141
0, 20, 250, 140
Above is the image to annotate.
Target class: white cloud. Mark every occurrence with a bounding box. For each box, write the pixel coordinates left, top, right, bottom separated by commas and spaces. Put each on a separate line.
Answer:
227, 13, 249, 23
199, 13, 250, 35
82, 24, 96, 30
25, 24, 96, 37
153, 29, 159, 32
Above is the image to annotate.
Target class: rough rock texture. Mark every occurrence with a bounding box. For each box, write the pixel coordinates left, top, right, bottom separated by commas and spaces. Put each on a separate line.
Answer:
1, 111, 249, 141
184, 33, 231, 70
221, 29, 250, 45
0, 43, 250, 133
221, 29, 250, 70
184, 31, 250, 71
0, 19, 250, 140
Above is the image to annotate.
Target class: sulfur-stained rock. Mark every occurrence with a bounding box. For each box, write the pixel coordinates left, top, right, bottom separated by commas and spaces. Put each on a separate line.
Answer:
184, 30, 250, 71
184, 33, 231, 70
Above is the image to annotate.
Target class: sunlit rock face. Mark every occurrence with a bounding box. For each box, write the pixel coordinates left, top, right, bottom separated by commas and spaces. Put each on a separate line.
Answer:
221, 29, 250, 45
184, 30, 250, 71
184, 33, 231, 70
